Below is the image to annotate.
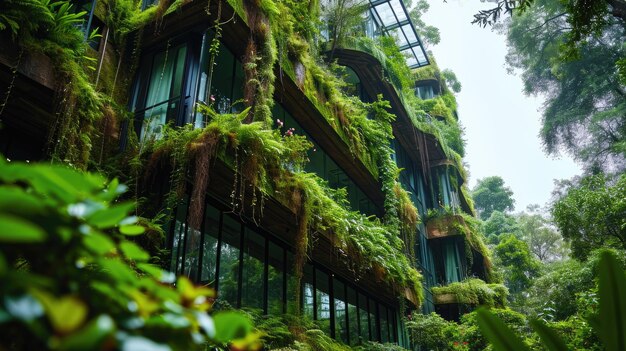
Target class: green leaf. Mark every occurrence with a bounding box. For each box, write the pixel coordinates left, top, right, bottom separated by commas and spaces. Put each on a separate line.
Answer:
119, 225, 145, 236
120, 241, 150, 262
476, 308, 530, 351
530, 319, 568, 351
33, 290, 88, 334
83, 232, 116, 255
59, 314, 115, 351
0, 214, 46, 243
212, 311, 253, 343
87, 202, 135, 229
594, 251, 626, 351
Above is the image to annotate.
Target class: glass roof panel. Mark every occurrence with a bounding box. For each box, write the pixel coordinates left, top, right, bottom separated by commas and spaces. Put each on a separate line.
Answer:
388, 0, 407, 22
367, 0, 430, 68
373, 3, 397, 27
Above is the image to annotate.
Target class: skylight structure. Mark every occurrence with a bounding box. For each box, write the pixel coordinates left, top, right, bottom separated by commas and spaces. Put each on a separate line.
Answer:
366, 0, 430, 68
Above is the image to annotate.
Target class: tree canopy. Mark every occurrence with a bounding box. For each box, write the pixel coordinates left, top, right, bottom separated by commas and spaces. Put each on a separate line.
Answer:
471, 176, 516, 220
552, 173, 626, 261
503, 0, 626, 172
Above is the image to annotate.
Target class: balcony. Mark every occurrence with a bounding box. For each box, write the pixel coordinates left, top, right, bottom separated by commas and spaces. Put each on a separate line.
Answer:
425, 212, 468, 240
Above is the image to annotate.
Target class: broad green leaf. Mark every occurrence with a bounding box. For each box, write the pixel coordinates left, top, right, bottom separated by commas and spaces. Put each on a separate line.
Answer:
0, 214, 46, 243
33, 290, 88, 334
0, 187, 46, 216
212, 311, 253, 343
530, 319, 568, 351
98, 259, 137, 283
476, 308, 530, 351
594, 251, 626, 351
120, 241, 150, 262
59, 314, 115, 351
120, 225, 145, 236
87, 202, 135, 229
83, 232, 116, 255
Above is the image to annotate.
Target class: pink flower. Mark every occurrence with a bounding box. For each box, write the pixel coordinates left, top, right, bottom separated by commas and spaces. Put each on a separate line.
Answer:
276, 119, 283, 127
209, 95, 215, 102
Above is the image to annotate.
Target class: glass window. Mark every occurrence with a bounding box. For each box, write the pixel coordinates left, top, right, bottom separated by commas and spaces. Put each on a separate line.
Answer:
183, 226, 201, 280
140, 43, 188, 141
241, 228, 265, 311
358, 292, 370, 342
200, 204, 220, 284
287, 251, 300, 315
170, 201, 188, 274
315, 270, 331, 335
380, 305, 389, 343
369, 298, 378, 341
268, 241, 285, 314
347, 287, 359, 346
303, 264, 315, 319
333, 279, 348, 344
217, 215, 241, 307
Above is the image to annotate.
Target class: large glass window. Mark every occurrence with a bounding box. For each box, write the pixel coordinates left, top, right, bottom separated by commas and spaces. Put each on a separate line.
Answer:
347, 287, 359, 346
195, 38, 245, 128
369, 298, 378, 342
200, 204, 220, 284
218, 215, 241, 307
379, 305, 389, 343
267, 241, 284, 314
316, 270, 331, 335
138, 43, 188, 141
170, 203, 186, 275
303, 264, 315, 319
241, 228, 265, 311
358, 293, 370, 342
333, 279, 348, 344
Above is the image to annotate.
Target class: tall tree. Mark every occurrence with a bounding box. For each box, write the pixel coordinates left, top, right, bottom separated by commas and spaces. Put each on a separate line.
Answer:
552, 173, 626, 261
483, 210, 521, 244
494, 234, 541, 294
503, 0, 626, 172
471, 176, 516, 220
517, 206, 567, 262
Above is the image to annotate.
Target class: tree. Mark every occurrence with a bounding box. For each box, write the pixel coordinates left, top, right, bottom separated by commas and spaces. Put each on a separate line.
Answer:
517, 206, 567, 262
471, 176, 515, 220
494, 234, 541, 295
502, 0, 626, 172
552, 173, 626, 261
483, 210, 521, 244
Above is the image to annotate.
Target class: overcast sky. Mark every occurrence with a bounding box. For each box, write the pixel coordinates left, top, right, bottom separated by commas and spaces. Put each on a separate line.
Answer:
421, 0, 582, 211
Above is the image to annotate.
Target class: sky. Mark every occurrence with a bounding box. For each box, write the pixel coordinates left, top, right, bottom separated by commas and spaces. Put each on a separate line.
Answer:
421, 0, 582, 211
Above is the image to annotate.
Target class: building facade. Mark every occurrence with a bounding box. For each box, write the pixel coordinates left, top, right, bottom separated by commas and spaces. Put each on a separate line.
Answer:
0, 0, 493, 348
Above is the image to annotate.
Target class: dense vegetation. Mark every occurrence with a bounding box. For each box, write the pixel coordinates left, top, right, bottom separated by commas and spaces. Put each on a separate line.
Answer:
1, 0, 625, 349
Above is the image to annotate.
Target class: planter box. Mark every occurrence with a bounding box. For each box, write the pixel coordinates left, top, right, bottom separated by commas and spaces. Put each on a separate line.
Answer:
426, 214, 466, 239
434, 293, 458, 305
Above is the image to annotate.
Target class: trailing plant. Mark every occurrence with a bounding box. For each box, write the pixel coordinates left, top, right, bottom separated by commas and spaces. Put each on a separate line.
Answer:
0, 158, 255, 350
405, 312, 464, 351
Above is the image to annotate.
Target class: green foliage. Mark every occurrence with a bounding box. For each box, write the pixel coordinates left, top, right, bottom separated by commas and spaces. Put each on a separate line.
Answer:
432, 279, 508, 308
460, 308, 529, 351
483, 211, 520, 244
0, 159, 254, 350
405, 312, 463, 350
494, 234, 540, 294
504, 0, 626, 171
475, 251, 626, 351
471, 176, 515, 220
552, 174, 626, 261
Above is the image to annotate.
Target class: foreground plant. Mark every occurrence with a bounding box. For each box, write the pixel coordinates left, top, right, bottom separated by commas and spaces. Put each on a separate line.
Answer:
0, 158, 254, 350
477, 251, 626, 351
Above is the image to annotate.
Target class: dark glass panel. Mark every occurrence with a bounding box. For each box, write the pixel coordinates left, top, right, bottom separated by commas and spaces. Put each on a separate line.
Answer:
267, 241, 284, 314
315, 269, 331, 334
241, 228, 265, 311
200, 204, 220, 284
217, 215, 241, 307
333, 279, 348, 343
